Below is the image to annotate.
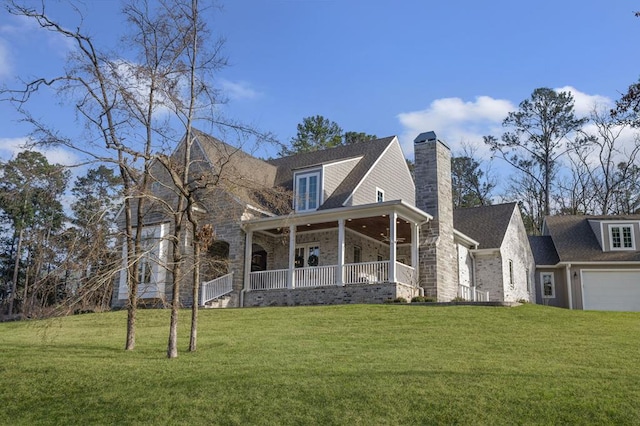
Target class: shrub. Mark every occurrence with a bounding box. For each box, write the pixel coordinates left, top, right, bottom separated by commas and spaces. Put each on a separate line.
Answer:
451, 296, 467, 302
411, 296, 436, 303
384, 297, 407, 304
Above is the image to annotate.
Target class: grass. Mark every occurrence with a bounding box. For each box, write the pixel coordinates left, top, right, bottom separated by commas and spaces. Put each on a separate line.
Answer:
1, 304, 639, 425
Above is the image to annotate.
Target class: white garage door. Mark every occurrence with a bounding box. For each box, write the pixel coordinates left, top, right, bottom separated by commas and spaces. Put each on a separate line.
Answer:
582, 270, 640, 311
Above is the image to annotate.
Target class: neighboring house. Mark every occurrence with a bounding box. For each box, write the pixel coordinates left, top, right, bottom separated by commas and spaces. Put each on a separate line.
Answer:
530, 215, 640, 311
112, 129, 535, 308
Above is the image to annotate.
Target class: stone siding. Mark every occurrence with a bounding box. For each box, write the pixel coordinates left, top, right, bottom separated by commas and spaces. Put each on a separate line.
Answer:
499, 208, 535, 302
269, 228, 393, 270
243, 282, 420, 307
457, 244, 473, 288
414, 140, 457, 301
474, 252, 504, 301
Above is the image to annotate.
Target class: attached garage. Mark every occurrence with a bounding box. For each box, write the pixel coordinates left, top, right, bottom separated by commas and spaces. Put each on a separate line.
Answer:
582, 270, 640, 311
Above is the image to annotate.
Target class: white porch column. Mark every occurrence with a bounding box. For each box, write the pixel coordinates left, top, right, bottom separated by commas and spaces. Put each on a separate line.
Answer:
337, 218, 345, 285
389, 211, 397, 283
411, 222, 419, 286
288, 224, 296, 289
244, 230, 253, 291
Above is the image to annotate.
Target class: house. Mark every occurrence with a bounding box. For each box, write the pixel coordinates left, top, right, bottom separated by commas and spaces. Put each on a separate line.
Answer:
454, 203, 535, 303
530, 215, 640, 311
112, 130, 535, 308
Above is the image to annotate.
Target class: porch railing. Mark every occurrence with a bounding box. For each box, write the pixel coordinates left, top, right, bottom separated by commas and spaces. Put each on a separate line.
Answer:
249, 268, 288, 290
294, 265, 336, 288
247, 260, 418, 291
200, 272, 234, 305
344, 261, 389, 284
458, 284, 489, 302
396, 262, 416, 286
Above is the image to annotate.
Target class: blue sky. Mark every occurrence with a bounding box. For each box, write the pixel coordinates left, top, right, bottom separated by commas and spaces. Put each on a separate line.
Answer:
1, 0, 639, 171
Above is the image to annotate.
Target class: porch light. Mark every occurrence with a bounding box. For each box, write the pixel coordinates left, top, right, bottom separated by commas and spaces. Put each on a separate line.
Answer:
382, 214, 386, 217
306, 224, 311, 227
362, 225, 366, 228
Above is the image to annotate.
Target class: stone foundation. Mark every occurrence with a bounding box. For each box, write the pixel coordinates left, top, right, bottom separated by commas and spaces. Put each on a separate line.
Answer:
242, 283, 420, 307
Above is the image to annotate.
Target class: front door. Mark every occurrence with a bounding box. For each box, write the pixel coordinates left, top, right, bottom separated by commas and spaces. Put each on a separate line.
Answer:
295, 244, 320, 268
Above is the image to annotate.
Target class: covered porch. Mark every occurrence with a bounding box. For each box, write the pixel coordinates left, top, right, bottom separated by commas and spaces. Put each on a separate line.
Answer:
241, 201, 432, 295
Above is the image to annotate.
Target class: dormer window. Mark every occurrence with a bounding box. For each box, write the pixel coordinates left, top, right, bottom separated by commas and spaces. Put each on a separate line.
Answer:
610, 225, 635, 250
295, 170, 321, 212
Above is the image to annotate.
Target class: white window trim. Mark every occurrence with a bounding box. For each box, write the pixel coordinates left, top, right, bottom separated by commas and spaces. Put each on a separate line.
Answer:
294, 170, 322, 212
376, 187, 385, 203
541, 272, 555, 299
608, 224, 636, 251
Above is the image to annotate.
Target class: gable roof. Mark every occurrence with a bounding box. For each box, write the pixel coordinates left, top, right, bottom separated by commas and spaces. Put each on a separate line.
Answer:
266, 136, 396, 210
192, 129, 278, 188
453, 202, 517, 249
528, 236, 560, 265
543, 215, 640, 262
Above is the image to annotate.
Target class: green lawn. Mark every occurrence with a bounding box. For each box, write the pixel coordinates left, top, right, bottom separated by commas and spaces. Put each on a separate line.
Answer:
1, 304, 639, 425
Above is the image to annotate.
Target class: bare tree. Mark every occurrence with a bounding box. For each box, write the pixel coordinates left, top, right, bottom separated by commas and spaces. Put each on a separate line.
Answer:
3, 0, 281, 358
571, 108, 640, 215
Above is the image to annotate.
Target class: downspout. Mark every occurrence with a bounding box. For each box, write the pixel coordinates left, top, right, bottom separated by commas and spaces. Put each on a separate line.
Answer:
565, 263, 573, 310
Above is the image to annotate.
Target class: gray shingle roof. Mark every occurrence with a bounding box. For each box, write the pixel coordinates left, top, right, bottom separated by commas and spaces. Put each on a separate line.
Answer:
453, 202, 517, 249
528, 235, 560, 265
544, 215, 640, 262
266, 136, 395, 210
193, 129, 278, 188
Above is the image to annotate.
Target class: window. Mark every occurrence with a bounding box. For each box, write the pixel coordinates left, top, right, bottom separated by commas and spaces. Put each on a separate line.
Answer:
376, 188, 384, 203
353, 246, 362, 263
295, 171, 321, 212
508, 260, 514, 288
541, 273, 555, 298
118, 223, 168, 300
295, 244, 320, 268
610, 225, 635, 250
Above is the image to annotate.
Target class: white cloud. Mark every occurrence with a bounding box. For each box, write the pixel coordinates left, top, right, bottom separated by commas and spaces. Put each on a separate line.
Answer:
0, 137, 79, 166
397, 89, 618, 160
554, 86, 612, 117
397, 95, 514, 158
220, 79, 261, 101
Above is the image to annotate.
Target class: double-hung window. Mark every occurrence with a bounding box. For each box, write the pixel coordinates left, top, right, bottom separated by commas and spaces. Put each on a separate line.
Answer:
541, 273, 555, 298
295, 171, 321, 212
610, 224, 635, 250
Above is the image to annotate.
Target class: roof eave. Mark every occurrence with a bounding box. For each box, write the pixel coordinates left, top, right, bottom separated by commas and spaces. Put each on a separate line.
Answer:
241, 199, 432, 232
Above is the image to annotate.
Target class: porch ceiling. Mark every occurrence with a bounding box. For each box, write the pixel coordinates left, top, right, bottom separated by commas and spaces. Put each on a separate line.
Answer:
259, 215, 413, 244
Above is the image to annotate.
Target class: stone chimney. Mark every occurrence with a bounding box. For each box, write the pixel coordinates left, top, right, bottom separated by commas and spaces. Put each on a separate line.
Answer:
413, 131, 457, 301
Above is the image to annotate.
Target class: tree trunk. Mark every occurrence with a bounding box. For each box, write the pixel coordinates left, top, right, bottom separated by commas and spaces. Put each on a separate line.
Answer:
167, 223, 183, 359
8, 227, 24, 316
189, 230, 200, 352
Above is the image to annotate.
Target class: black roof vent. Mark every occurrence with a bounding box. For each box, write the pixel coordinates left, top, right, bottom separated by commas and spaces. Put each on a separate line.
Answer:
414, 131, 437, 144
